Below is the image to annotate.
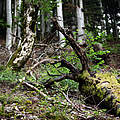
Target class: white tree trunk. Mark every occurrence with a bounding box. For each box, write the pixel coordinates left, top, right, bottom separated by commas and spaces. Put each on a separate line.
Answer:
57, 0, 65, 47
17, 0, 22, 48
76, 0, 85, 44
13, 0, 17, 45
99, 0, 104, 32
6, 0, 12, 50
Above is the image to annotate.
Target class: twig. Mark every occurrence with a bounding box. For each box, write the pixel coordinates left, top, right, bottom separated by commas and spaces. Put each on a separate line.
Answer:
31, 58, 60, 70
21, 81, 53, 101
26, 70, 37, 81
34, 44, 48, 47
47, 70, 61, 77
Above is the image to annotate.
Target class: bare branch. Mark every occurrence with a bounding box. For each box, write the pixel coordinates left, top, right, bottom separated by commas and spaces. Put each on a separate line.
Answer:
60, 59, 80, 73
31, 58, 60, 70
31, 58, 79, 74
44, 73, 79, 87
47, 70, 61, 77
52, 18, 90, 71
22, 81, 53, 101
34, 44, 48, 47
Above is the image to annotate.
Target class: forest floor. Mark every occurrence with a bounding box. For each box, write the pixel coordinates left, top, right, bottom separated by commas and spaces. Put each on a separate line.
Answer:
0, 82, 119, 120
0, 44, 120, 119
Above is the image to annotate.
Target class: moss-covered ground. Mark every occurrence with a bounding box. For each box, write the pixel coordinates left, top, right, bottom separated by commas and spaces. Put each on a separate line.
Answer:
0, 69, 119, 120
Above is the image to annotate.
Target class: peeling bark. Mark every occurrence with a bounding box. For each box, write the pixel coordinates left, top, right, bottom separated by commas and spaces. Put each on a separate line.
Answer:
7, 4, 37, 70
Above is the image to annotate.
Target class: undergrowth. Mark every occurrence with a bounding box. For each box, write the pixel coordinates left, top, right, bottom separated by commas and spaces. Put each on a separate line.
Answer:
0, 67, 117, 119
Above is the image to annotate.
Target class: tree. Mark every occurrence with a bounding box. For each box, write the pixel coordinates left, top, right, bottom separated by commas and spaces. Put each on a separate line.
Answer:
57, 0, 65, 47
7, 1, 38, 69
102, 0, 120, 40
76, 0, 85, 44
6, 0, 12, 50
41, 11, 45, 39
0, 0, 3, 18
17, 0, 22, 47
43, 18, 120, 116
13, 0, 17, 45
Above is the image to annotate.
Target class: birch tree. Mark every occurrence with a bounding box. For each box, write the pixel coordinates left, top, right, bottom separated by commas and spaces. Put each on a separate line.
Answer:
76, 0, 85, 44
17, 0, 22, 47
6, 0, 12, 50
57, 0, 65, 47
13, 0, 17, 45
7, 2, 38, 69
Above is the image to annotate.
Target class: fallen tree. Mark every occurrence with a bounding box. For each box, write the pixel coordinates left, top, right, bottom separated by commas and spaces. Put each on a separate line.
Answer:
42, 18, 120, 116
6, 16, 120, 116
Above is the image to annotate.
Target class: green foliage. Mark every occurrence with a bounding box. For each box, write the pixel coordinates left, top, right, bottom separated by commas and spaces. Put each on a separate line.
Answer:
0, 68, 17, 83
105, 34, 114, 41
38, 62, 78, 91
85, 31, 110, 71
0, 67, 24, 84
60, 48, 82, 69
0, 67, 117, 119
39, 98, 71, 120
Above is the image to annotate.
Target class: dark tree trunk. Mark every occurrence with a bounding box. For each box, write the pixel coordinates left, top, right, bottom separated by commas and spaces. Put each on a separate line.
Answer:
0, 0, 3, 18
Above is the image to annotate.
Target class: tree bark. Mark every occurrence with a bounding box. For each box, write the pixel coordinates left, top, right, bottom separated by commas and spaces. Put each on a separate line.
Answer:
52, 18, 90, 71
41, 11, 45, 39
17, 0, 22, 48
13, 0, 17, 45
0, 0, 3, 18
57, 0, 65, 47
76, 0, 85, 44
7, 3, 37, 70
6, 0, 12, 50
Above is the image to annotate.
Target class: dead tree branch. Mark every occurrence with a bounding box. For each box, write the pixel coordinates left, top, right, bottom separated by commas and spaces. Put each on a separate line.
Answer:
44, 73, 78, 88
52, 18, 90, 72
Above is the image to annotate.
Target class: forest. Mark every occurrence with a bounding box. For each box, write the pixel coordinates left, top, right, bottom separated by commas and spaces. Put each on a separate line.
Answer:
0, 0, 120, 119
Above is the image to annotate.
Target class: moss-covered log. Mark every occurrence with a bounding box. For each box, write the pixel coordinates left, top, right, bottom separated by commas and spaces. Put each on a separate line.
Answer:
77, 70, 120, 116
48, 18, 120, 116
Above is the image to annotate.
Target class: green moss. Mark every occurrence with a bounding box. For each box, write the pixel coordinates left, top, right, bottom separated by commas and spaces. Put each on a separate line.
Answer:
79, 71, 120, 115
96, 73, 120, 98
6, 46, 22, 67
79, 70, 90, 80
